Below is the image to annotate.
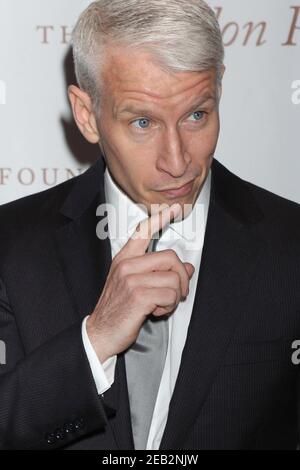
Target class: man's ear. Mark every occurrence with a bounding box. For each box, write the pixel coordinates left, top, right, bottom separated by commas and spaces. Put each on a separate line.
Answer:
68, 85, 100, 144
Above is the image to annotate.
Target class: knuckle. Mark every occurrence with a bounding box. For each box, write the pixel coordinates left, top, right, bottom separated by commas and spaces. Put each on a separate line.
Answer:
169, 270, 180, 285
166, 248, 177, 259
171, 250, 181, 265
168, 288, 177, 305
116, 259, 129, 278
132, 285, 144, 302
124, 273, 136, 291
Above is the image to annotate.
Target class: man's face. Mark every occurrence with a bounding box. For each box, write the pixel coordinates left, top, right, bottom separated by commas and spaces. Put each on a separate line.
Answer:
95, 47, 221, 213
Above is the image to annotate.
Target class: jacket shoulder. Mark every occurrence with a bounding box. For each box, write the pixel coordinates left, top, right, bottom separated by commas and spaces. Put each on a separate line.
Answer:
213, 159, 300, 245
245, 178, 300, 218
237, 171, 300, 246
0, 176, 76, 231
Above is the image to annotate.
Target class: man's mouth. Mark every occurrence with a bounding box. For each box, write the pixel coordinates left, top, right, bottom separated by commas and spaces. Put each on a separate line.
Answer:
159, 179, 195, 198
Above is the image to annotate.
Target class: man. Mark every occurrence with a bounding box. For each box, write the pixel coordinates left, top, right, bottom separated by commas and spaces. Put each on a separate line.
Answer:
0, 0, 299, 450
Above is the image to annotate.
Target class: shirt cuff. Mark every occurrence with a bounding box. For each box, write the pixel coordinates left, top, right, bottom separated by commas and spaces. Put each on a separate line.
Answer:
81, 316, 117, 395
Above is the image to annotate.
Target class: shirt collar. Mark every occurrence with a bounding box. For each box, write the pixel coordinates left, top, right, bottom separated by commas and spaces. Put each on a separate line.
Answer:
104, 167, 211, 243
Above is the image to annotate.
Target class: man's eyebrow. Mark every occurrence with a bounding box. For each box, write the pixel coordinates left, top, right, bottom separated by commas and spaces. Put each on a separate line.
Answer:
187, 93, 216, 111
116, 92, 216, 116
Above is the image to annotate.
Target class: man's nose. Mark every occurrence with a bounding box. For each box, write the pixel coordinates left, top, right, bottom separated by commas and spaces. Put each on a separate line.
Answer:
156, 128, 191, 177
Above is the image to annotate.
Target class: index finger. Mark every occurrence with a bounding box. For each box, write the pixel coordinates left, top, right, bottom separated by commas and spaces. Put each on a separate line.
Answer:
123, 203, 182, 257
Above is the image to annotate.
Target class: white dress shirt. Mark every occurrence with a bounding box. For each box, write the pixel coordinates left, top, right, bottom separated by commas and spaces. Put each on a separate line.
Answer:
82, 166, 211, 450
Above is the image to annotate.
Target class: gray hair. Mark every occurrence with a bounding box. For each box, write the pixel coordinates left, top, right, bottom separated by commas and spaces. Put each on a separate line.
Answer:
71, 0, 224, 114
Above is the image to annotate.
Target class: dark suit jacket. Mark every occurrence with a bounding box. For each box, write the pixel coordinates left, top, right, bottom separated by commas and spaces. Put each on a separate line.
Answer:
0, 157, 299, 450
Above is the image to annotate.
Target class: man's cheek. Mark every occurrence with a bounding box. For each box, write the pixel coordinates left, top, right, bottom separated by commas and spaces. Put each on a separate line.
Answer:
191, 137, 217, 160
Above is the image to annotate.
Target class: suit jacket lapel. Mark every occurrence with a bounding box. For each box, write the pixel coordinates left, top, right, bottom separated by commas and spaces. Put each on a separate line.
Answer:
159, 159, 267, 449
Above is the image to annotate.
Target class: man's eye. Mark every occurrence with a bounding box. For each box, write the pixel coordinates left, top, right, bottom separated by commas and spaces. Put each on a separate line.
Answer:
188, 111, 205, 121
131, 118, 151, 129
130, 111, 205, 130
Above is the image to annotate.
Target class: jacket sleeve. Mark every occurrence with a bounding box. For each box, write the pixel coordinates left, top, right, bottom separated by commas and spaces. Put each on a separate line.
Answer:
0, 276, 109, 450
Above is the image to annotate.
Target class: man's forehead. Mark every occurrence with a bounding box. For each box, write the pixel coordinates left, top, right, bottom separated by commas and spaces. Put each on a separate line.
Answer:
115, 92, 216, 119
101, 46, 217, 102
